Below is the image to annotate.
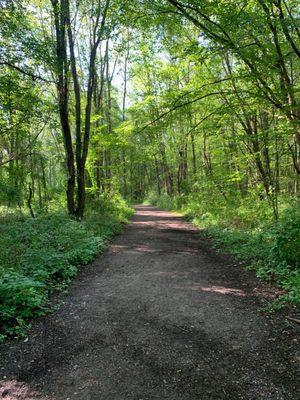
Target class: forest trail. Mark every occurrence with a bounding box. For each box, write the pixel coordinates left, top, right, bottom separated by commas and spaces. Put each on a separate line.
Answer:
0, 205, 299, 400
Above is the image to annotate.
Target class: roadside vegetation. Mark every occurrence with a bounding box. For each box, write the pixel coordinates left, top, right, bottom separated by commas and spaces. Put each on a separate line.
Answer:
0, 195, 132, 341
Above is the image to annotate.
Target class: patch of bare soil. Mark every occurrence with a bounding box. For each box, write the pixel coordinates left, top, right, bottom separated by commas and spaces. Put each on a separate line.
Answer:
0, 206, 299, 399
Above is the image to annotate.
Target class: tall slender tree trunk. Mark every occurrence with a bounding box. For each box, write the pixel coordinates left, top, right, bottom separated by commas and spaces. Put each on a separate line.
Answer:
51, 0, 76, 215
121, 35, 130, 197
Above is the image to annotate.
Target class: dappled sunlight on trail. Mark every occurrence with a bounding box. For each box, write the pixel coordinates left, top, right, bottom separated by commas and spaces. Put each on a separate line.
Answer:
0, 380, 50, 400
174, 284, 246, 297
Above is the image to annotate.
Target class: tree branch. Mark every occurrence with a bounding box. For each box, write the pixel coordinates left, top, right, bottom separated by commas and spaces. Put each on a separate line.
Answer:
0, 62, 55, 84
138, 91, 225, 132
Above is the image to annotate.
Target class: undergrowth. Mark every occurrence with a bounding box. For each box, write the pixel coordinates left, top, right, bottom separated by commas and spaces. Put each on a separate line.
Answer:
145, 191, 300, 308
0, 194, 133, 341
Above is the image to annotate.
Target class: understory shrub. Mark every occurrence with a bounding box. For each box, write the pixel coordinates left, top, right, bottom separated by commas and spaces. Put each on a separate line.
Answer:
0, 195, 133, 340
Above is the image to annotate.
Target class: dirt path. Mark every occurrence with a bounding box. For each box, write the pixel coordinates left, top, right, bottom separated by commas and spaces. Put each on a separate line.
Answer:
1, 206, 299, 400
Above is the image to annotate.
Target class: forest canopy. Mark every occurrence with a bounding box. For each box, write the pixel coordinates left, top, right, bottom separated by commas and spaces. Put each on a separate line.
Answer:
0, 0, 299, 337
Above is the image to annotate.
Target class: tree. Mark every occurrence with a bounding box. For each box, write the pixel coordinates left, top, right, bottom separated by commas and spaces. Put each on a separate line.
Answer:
51, 0, 111, 218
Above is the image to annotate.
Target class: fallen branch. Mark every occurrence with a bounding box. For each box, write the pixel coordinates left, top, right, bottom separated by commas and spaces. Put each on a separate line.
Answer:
286, 316, 300, 325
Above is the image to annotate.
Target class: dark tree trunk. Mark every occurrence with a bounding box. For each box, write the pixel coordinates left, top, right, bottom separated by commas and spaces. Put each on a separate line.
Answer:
27, 185, 35, 218
51, 0, 76, 215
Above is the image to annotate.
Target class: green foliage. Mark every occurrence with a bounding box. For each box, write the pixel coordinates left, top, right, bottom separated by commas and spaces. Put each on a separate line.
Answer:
270, 207, 300, 271
0, 197, 133, 340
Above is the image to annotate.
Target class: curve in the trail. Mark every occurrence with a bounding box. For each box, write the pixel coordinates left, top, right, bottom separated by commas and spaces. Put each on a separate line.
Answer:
0, 206, 299, 400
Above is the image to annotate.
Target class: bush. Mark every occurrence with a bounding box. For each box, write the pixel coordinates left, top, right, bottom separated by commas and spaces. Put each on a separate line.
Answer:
145, 192, 187, 212
270, 207, 300, 270
0, 197, 133, 340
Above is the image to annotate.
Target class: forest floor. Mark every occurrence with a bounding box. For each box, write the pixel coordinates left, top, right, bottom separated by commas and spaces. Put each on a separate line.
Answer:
0, 205, 299, 400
